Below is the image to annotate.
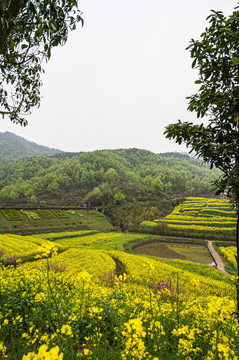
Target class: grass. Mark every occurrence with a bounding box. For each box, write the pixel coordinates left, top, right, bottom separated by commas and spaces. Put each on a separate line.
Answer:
0, 208, 112, 233
32, 231, 162, 252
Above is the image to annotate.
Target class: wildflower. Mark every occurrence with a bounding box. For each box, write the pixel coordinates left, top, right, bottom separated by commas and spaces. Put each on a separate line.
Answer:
78, 271, 92, 283
22, 344, 63, 360
61, 324, 73, 337
0, 342, 7, 358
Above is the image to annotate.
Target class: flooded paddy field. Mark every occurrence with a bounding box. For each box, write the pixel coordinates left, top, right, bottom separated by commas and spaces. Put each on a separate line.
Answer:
132, 241, 215, 265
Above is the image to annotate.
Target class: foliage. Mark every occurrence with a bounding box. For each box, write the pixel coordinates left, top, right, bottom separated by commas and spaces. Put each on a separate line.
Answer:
51, 209, 68, 219
0, 149, 221, 228
0, 1, 83, 125
0, 149, 219, 202
36, 209, 55, 219
1, 209, 22, 221
0, 208, 113, 233
0, 132, 61, 160
164, 3, 239, 314
20, 209, 40, 220
164, 5, 239, 204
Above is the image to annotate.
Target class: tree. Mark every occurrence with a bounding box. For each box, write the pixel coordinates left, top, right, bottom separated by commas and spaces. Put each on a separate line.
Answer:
114, 192, 125, 205
164, 5, 239, 317
0, 0, 83, 125
152, 176, 163, 192
103, 168, 119, 183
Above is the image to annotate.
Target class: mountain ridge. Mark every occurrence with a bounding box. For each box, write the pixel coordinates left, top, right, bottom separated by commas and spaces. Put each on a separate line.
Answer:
0, 131, 63, 159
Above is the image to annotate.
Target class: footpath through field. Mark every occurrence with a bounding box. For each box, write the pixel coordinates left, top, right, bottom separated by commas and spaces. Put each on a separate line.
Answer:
207, 241, 229, 275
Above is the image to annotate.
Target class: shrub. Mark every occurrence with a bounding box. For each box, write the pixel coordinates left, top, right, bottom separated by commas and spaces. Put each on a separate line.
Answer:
1, 209, 22, 221
36, 209, 55, 219
51, 209, 68, 219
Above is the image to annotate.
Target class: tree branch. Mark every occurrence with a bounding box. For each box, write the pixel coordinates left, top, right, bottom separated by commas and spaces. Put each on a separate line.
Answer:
0, 94, 25, 115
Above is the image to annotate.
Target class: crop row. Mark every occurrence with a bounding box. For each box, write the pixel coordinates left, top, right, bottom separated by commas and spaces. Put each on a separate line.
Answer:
34, 231, 156, 252
140, 197, 237, 240
0, 209, 72, 221
0, 230, 237, 359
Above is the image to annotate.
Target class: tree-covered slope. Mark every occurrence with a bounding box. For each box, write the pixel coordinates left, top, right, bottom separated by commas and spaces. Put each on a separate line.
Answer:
0, 148, 221, 228
0, 132, 62, 159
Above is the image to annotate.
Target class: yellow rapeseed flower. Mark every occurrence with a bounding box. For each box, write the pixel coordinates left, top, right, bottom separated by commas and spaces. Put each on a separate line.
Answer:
22, 344, 63, 360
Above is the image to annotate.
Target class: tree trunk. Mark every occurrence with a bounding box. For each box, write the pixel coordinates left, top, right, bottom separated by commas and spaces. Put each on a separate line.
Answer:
236, 200, 239, 318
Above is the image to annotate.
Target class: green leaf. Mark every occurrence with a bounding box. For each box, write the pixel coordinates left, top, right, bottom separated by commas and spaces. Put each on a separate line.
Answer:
192, 59, 197, 68
0, 17, 8, 28
231, 57, 239, 64
35, 25, 44, 38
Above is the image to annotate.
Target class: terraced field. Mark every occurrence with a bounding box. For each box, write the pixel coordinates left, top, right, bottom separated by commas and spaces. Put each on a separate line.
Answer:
141, 197, 237, 240
0, 229, 238, 359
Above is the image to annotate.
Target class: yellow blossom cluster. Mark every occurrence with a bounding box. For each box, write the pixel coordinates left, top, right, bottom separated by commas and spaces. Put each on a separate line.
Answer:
0, 229, 238, 359
219, 246, 237, 271
22, 345, 63, 360
0, 234, 65, 262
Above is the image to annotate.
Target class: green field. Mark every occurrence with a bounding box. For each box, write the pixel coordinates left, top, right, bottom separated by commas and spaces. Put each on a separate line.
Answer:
32, 231, 156, 252
0, 208, 112, 233
140, 197, 237, 241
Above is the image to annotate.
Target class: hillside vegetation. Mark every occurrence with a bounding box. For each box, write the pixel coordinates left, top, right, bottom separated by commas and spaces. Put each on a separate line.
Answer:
0, 147, 221, 229
0, 208, 112, 234
0, 132, 62, 160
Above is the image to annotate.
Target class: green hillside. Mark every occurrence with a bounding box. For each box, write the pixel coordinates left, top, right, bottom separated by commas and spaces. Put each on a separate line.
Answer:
0, 132, 62, 159
0, 148, 221, 229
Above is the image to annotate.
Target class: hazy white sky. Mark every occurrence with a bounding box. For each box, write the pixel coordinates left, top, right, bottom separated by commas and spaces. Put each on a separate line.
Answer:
1, 0, 237, 153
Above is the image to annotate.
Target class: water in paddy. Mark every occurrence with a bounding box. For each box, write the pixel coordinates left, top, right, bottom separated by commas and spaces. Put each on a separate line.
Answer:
133, 242, 215, 265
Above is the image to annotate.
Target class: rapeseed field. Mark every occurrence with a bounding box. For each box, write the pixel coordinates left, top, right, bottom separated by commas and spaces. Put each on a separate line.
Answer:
0, 232, 238, 359
219, 246, 237, 272
141, 197, 237, 240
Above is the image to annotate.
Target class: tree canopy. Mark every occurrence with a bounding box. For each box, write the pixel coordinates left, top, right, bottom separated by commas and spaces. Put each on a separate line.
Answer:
164, 4, 239, 316
0, 0, 83, 125
0, 148, 219, 228
165, 6, 239, 205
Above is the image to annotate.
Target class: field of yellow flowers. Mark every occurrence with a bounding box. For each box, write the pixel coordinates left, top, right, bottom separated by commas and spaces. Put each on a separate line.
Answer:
0, 231, 238, 359
141, 197, 237, 241
219, 246, 237, 273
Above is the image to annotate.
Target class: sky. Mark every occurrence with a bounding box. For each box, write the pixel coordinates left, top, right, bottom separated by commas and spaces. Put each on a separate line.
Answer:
0, 0, 237, 154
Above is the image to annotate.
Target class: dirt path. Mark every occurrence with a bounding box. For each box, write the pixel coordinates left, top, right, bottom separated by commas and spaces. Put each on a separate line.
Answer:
112, 257, 125, 276
207, 241, 229, 275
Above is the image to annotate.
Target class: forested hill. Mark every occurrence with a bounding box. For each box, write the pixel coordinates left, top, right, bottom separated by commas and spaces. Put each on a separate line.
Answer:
0, 132, 62, 159
0, 148, 221, 228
